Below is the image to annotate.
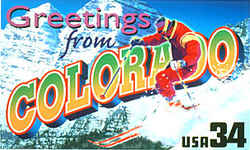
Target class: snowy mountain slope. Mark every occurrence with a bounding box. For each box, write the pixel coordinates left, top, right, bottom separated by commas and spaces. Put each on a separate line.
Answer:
124, 69, 250, 149
0, 3, 65, 148
125, 19, 250, 149
0, 0, 162, 148
0, 3, 63, 128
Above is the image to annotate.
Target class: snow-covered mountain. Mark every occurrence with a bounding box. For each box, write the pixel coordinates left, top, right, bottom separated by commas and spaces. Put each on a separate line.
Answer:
0, 0, 162, 149
0, 0, 249, 149
0, 3, 62, 128
0, 3, 64, 148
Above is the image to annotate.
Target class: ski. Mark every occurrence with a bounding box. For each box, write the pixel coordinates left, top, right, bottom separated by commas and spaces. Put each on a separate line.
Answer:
182, 104, 200, 110
88, 125, 142, 145
168, 100, 200, 111
89, 133, 140, 148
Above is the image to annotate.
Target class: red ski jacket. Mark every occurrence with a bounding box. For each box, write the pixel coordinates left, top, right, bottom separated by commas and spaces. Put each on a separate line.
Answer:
142, 20, 201, 67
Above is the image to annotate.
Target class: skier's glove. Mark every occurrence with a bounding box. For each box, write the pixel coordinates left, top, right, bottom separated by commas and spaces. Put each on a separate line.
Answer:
170, 60, 186, 71
130, 37, 145, 47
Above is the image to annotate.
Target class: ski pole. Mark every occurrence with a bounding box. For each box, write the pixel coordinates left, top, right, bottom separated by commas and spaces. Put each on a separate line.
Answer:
100, 45, 134, 99
175, 69, 193, 101
175, 69, 200, 114
175, 68, 200, 112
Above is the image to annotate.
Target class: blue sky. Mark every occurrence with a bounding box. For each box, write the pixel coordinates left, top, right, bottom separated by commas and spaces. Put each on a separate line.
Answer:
1, 0, 249, 37
144, 0, 249, 36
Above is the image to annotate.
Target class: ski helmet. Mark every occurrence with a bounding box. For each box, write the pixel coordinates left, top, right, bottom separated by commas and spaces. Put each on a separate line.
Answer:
155, 17, 176, 40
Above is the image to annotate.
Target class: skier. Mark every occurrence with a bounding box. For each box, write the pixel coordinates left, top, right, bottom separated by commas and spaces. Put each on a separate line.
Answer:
131, 17, 201, 108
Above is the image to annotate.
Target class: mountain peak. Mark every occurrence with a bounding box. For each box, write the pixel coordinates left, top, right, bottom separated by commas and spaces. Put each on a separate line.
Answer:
38, 2, 51, 9
30, 2, 57, 14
